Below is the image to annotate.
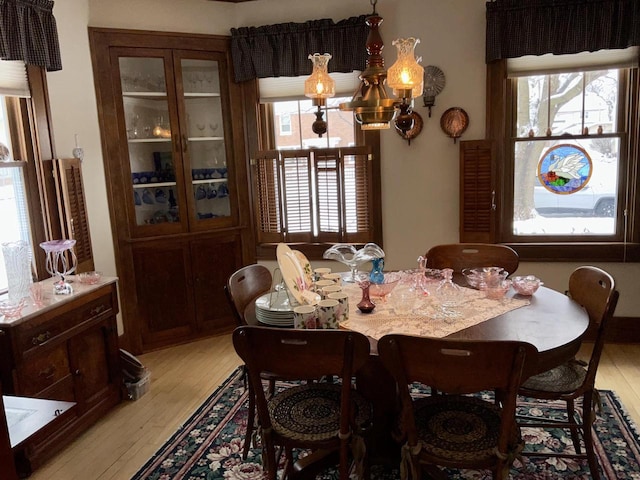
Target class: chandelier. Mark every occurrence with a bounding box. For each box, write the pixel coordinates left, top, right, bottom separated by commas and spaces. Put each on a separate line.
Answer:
339, 0, 424, 135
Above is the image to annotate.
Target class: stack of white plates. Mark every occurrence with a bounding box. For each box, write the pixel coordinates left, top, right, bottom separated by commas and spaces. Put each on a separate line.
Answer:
255, 291, 296, 327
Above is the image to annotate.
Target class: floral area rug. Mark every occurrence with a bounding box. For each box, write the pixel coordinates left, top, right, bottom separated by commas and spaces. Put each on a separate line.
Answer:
131, 367, 640, 479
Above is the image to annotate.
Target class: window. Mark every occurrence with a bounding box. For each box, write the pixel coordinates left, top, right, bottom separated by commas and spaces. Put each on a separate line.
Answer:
251, 81, 381, 259
477, 52, 640, 261
270, 97, 355, 150
278, 110, 291, 136
511, 69, 622, 237
0, 62, 34, 292
0, 61, 80, 292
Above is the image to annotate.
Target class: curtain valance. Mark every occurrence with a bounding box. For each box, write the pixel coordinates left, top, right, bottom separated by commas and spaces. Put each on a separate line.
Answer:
486, 0, 640, 63
0, 0, 62, 71
230, 15, 368, 82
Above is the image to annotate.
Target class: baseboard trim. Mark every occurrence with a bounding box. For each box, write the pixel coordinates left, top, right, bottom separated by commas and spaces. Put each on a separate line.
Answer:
583, 316, 640, 343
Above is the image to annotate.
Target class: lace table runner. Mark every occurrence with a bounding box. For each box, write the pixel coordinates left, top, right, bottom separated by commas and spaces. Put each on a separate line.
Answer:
340, 283, 530, 340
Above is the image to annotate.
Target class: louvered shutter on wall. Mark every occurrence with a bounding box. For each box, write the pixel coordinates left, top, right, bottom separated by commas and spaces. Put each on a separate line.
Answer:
53, 158, 94, 272
460, 140, 495, 243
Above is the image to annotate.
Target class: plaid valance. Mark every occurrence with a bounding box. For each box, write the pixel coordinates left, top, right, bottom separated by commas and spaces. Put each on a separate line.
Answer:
230, 15, 369, 83
0, 0, 62, 71
486, 0, 640, 63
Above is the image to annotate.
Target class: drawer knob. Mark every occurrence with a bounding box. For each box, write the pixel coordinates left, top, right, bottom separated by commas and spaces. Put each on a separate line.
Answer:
91, 305, 106, 316
32, 331, 52, 345
39, 366, 56, 380
74, 369, 81, 376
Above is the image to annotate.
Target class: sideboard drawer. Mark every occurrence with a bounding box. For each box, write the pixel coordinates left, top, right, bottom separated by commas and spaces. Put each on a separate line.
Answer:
15, 292, 114, 358
16, 344, 72, 396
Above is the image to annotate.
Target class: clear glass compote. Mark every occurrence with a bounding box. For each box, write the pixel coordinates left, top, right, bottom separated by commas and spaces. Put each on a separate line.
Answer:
323, 243, 385, 283
40, 239, 78, 295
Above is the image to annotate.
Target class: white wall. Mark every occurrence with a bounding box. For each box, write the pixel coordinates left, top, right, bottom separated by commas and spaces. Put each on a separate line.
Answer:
45, 0, 640, 323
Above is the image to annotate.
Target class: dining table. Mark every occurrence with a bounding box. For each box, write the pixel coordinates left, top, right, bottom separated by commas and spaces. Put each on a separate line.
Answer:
243, 275, 590, 469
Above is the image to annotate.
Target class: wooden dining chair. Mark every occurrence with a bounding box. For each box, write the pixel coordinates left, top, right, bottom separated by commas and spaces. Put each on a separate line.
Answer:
424, 243, 520, 275
378, 335, 537, 480
225, 264, 273, 326
232, 326, 373, 480
518, 266, 619, 480
225, 264, 273, 459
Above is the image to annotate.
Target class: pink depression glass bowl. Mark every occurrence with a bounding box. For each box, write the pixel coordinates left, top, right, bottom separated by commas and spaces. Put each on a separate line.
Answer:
0, 298, 26, 319
79, 271, 102, 285
485, 280, 512, 300
512, 275, 543, 295
370, 272, 402, 298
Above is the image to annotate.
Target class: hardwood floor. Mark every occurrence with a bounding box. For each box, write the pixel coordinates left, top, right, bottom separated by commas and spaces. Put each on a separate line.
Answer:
28, 335, 640, 480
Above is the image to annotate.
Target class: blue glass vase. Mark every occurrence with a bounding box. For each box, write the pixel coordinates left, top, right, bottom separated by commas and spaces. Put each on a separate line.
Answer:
370, 257, 385, 284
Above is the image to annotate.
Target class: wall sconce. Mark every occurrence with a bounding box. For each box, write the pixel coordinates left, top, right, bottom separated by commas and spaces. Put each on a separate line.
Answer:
304, 53, 335, 137
338, 0, 424, 137
422, 65, 446, 117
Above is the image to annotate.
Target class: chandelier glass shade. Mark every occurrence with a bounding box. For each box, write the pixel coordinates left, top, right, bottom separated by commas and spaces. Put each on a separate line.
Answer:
304, 53, 335, 105
387, 37, 424, 99
304, 53, 336, 137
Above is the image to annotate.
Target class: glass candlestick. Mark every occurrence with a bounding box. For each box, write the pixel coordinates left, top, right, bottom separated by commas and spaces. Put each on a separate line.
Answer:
40, 239, 78, 295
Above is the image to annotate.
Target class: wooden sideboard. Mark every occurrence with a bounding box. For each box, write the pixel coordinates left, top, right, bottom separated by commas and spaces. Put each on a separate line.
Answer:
0, 277, 122, 475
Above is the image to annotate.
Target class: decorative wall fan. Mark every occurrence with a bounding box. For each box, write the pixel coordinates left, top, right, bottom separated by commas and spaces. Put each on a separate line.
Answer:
422, 65, 445, 117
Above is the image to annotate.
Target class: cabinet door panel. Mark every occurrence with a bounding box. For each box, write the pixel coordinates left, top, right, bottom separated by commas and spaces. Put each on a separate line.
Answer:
68, 321, 116, 414
114, 50, 188, 237
191, 235, 240, 334
177, 55, 235, 230
133, 241, 196, 348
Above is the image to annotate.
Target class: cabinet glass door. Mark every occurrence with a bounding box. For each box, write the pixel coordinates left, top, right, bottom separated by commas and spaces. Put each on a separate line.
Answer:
180, 58, 230, 222
119, 56, 181, 229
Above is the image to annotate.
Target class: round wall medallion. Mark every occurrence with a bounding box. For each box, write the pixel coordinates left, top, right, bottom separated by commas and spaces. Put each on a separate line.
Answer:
537, 144, 593, 195
440, 107, 469, 143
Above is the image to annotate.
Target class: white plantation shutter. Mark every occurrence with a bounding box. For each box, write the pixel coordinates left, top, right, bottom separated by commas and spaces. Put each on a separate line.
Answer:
252, 146, 372, 244
0, 60, 30, 97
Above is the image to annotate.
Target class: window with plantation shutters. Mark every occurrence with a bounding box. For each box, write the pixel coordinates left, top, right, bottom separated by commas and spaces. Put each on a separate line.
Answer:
253, 146, 373, 247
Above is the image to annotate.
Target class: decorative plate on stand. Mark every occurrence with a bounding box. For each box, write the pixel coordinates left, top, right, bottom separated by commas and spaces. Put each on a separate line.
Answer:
440, 107, 469, 143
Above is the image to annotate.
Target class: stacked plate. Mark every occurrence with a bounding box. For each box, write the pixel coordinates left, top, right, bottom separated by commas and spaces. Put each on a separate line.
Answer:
255, 291, 296, 327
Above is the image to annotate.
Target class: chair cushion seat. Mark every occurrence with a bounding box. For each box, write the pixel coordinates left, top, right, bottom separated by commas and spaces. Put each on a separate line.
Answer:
521, 360, 587, 393
413, 395, 521, 463
268, 383, 371, 442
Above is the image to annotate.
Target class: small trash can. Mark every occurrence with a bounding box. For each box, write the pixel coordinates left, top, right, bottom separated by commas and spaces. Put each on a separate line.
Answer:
120, 349, 150, 400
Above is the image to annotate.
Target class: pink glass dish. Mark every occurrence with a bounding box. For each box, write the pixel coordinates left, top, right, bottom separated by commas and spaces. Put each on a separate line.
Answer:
512, 275, 543, 295
370, 272, 402, 298
485, 279, 512, 300
79, 271, 102, 285
0, 298, 26, 319
462, 267, 507, 290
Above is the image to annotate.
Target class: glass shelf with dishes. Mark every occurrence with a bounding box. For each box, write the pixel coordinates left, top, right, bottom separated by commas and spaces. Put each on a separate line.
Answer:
193, 180, 230, 220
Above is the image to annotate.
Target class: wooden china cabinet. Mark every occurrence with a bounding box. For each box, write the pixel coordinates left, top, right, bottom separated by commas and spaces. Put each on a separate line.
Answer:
89, 28, 253, 353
